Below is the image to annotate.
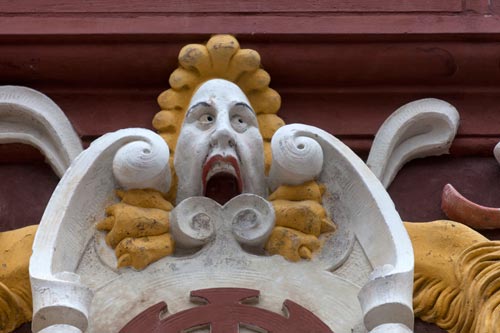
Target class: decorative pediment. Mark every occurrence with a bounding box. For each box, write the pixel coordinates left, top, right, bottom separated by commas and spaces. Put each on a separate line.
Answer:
29, 36, 414, 333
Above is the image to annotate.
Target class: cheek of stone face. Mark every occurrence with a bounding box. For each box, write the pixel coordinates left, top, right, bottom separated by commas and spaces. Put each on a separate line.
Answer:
240, 129, 265, 162
236, 128, 266, 196
177, 125, 211, 160
174, 125, 212, 200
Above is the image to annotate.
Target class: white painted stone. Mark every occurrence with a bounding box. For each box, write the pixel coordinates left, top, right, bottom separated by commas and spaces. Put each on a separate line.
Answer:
30, 128, 169, 333
367, 98, 459, 188
370, 323, 413, 333
268, 124, 324, 191
31, 82, 414, 333
494, 141, 500, 166
226, 194, 275, 247
169, 196, 218, 248
174, 79, 266, 203
272, 124, 414, 332
113, 131, 171, 192
39, 325, 83, 333
171, 194, 274, 249
31, 124, 414, 333
0, 86, 82, 177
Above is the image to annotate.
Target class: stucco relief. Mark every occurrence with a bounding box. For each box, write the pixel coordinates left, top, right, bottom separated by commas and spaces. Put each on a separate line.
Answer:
1, 34, 498, 333
24, 35, 414, 333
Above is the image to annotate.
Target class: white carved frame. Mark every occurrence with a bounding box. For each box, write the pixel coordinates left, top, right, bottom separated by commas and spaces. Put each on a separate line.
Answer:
30, 121, 414, 333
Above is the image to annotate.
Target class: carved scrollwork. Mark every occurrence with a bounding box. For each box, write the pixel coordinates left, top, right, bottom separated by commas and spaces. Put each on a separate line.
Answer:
28, 35, 418, 333
0, 85, 83, 177
227, 194, 275, 248
170, 197, 219, 249
268, 125, 324, 191
170, 194, 275, 251
112, 130, 171, 193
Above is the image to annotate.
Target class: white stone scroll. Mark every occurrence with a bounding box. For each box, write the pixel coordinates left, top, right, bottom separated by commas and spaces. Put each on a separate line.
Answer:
367, 98, 459, 189
31, 124, 413, 333
0, 86, 83, 177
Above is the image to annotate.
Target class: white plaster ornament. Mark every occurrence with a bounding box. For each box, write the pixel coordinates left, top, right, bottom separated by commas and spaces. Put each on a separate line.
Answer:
0, 86, 83, 331
367, 98, 459, 188
0, 86, 83, 177
494, 141, 500, 166
30, 79, 414, 333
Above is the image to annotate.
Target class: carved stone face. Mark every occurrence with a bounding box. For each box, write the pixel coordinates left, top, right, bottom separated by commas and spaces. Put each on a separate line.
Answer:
174, 79, 266, 204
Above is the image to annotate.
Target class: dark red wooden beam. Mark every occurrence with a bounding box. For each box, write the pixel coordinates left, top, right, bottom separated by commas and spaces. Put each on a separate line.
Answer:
0, 0, 466, 13
2, 14, 500, 36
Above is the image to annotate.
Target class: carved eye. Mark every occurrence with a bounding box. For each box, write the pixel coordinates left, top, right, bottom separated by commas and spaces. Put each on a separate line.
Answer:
231, 115, 248, 132
199, 113, 215, 125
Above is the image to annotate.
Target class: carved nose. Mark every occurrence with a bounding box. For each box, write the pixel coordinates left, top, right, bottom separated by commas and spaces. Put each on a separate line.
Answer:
210, 128, 236, 149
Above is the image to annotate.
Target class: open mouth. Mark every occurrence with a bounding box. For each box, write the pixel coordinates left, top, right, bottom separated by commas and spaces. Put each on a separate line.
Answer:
202, 155, 243, 205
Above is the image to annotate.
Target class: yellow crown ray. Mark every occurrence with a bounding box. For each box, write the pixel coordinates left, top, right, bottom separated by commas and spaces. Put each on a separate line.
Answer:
153, 35, 285, 201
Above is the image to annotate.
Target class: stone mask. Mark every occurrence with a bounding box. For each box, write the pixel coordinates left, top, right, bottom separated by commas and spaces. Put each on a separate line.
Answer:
174, 79, 266, 204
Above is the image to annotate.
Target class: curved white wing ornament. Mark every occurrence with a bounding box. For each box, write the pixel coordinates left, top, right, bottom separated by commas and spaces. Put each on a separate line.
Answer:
31, 124, 413, 333
0, 86, 83, 333
367, 98, 459, 189
0, 86, 83, 177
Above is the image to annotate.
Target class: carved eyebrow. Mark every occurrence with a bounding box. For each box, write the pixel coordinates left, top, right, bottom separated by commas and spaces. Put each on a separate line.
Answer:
186, 102, 211, 116
234, 102, 254, 113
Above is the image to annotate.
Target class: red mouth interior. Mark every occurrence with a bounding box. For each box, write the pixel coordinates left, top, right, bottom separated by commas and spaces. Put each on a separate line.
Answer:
204, 172, 241, 205
202, 155, 243, 205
